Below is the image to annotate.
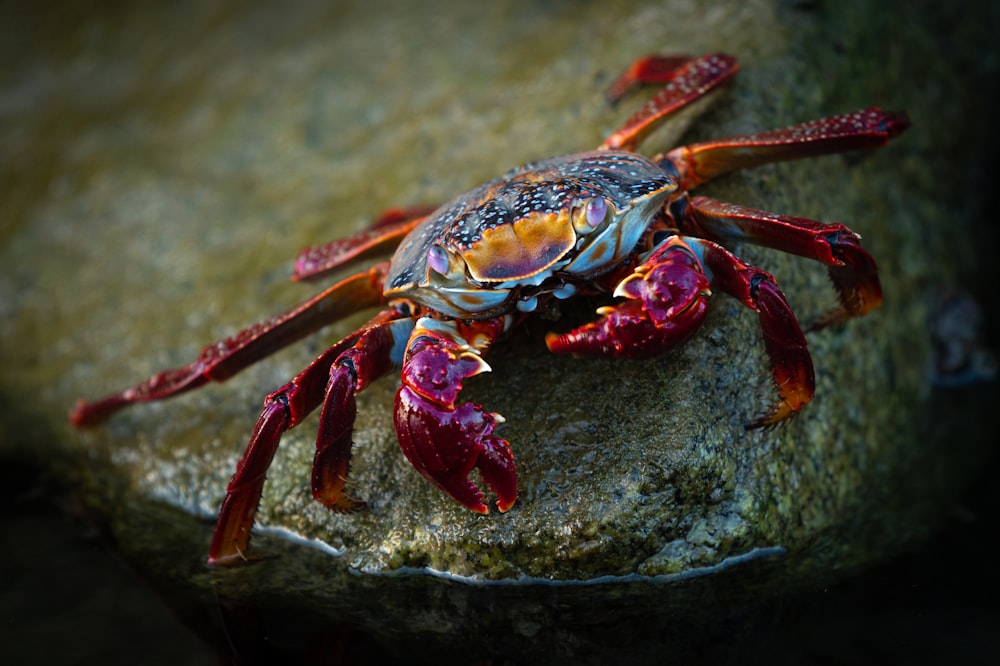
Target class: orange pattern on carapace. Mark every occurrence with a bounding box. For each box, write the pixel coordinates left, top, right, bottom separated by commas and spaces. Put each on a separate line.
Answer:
461, 209, 576, 282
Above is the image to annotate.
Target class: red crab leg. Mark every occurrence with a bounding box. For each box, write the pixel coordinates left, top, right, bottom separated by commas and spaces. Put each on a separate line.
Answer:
600, 53, 739, 152
545, 236, 711, 359
312, 315, 415, 513
547, 235, 813, 428
678, 196, 882, 329
660, 107, 911, 191
292, 205, 436, 282
209, 307, 413, 566
604, 54, 697, 104
69, 264, 390, 427
394, 316, 517, 514
685, 237, 815, 428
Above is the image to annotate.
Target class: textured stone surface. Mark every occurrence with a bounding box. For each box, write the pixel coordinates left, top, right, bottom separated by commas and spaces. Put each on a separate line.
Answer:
2, 0, 997, 662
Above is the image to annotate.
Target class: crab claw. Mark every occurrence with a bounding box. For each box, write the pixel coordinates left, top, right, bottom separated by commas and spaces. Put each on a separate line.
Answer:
393, 334, 517, 513
547, 237, 711, 358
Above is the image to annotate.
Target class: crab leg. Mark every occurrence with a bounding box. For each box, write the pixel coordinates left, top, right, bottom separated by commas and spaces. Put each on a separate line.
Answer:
677, 196, 881, 329
685, 237, 815, 428
659, 107, 910, 191
394, 316, 517, 514
69, 264, 391, 427
209, 326, 366, 565
312, 314, 415, 513
209, 307, 413, 565
603, 54, 700, 104
601, 53, 739, 152
292, 205, 436, 282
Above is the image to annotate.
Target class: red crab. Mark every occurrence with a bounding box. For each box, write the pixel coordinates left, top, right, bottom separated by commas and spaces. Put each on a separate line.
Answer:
70, 54, 909, 565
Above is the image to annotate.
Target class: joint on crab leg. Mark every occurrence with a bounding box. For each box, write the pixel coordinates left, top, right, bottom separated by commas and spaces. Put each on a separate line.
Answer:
658, 107, 911, 191
687, 238, 815, 428
601, 53, 739, 152
807, 232, 881, 331
678, 196, 883, 330
546, 236, 711, 359
393, 317, 517, 514
312, 314, 415, 513
603, 54, 696, 104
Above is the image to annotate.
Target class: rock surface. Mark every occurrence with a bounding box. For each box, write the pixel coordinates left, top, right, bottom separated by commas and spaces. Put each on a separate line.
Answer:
2, 0, 997, 662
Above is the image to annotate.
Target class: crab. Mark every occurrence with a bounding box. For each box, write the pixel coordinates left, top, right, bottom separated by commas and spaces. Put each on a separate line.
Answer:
70, 53, 908, 565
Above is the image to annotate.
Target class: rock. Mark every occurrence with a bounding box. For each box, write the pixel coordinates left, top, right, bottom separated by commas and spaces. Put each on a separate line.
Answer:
2, 0, 996, 662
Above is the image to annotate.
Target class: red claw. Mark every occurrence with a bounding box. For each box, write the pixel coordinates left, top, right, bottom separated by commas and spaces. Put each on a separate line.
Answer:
546, 238, 711, 359
393, 333, 517, 513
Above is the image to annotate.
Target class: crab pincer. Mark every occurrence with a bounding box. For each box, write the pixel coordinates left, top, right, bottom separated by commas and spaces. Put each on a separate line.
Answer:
546, 237, 711, 359
394, 318, 517, 513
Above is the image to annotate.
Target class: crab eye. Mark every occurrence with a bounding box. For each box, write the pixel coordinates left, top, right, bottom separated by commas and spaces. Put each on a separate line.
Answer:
573, 196, 608, 234
586, 197, 607, 227
427, 245, 450, 275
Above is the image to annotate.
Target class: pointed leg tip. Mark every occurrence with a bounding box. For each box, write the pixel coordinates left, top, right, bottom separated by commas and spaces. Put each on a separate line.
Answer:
206, 548, 248, 567
207, 551, 266, 567
881, 109, 911, 137
745, 399, 806, 430
68, 398, 117, 428
317, 493, 367, 514
67, 401, 88, 427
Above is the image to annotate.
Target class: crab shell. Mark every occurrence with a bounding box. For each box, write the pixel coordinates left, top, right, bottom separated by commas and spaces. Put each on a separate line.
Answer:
384, 151, 677, 317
